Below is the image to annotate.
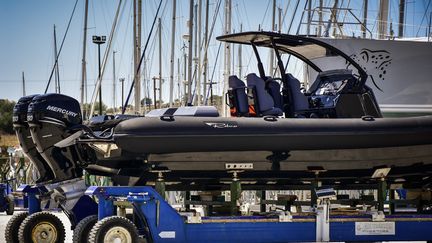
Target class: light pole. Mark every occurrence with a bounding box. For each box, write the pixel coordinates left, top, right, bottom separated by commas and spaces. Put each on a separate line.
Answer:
92, 35, 106, 115
119, 78, 125, 112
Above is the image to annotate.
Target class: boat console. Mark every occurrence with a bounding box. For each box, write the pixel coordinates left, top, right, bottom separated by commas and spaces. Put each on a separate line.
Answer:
306, 69, 381, 118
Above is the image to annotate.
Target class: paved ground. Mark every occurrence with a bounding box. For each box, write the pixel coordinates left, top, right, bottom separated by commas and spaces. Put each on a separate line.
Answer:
0, 210, 73, 242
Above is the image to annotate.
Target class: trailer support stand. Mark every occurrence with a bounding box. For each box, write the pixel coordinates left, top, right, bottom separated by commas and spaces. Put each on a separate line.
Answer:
153, 170, 168, 200
316, 199, 330, 242
97, 195, 114, 220
17, 184, 41, 214
389, 189, 395, 215
378, 178, 387, 212
230, 171, 242, 215
185, 190, 191, 210
259, 190, 266, 212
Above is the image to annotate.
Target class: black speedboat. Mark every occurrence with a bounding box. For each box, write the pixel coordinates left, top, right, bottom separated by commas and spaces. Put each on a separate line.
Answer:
13, 32, 432, 188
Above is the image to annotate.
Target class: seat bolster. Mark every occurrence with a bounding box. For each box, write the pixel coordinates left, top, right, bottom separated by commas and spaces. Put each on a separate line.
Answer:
246, 73, 275, 112
286, 73, 309, 111
228, 75, 249, 116
262, 107, 283, 116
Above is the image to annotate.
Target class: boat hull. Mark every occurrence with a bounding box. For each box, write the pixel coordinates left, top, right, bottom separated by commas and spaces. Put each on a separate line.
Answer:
105, 115, 432, 183
114, 115, 432, 154
148, 144, 432, 172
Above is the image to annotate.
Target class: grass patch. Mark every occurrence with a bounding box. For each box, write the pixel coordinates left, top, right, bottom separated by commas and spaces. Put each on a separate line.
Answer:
0, 133, 18, 147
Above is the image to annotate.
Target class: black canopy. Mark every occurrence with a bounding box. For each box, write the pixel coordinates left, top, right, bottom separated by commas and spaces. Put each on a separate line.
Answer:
217, 31, 367, 79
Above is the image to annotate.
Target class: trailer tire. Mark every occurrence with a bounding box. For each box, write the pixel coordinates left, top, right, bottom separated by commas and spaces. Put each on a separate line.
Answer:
5, 212, 28, 243
72, 214, 98, 243
89, 216, 139, 243
18, 211, 65, 243
6, 194, 14, 215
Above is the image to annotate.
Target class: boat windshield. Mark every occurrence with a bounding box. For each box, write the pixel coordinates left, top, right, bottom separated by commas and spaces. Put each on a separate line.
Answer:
315, 80, 347, 95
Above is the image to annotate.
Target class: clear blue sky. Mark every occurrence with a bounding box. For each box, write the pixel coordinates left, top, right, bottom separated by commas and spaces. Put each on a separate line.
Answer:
0, 0, 429, 107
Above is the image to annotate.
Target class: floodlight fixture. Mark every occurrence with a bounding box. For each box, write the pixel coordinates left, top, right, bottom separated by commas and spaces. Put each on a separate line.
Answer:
92, 35, 106, 44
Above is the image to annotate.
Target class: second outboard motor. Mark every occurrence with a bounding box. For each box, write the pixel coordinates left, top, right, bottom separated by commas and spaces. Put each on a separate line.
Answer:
13, 95, 55, 183
27, 94, 83, 182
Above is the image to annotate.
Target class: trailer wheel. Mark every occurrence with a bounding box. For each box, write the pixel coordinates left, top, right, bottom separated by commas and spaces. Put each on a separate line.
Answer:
6, 194, 15, 215
89, 216, 139, 243
4, 212, 28, 243
18, 211, 65, 243
72, 215, 98, 243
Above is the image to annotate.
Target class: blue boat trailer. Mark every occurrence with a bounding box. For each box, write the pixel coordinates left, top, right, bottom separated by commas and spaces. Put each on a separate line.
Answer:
86, 185, 432, 242
4, 180, 98, 243
0, 179, 14, 215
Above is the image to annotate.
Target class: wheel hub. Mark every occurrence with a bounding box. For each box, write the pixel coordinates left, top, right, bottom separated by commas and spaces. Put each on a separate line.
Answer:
31, 221, 58, 243
104, 226, 132, 243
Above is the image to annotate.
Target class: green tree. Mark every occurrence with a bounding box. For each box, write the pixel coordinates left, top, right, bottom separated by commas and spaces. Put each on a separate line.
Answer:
0, 99, 16, 134
141, 97, 153, 106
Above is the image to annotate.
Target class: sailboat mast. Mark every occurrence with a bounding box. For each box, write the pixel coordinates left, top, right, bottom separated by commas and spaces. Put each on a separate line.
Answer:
277, 8, 282, 76
193, 3, 198, 105
269, 0, 275, 74
429, 12, 432, 42
177, 58, 181, 101
237, 24, 242, 78
318, 0, 323, 36
306, 0, 312, 35
22, 71, 26, 96
362, 0, 368, 38
398, 0, 405, 38
133, 0, 142, 114
203, 0, 209, 105
158, 18, 162, 109
197, 0, 202, 105
53, 25, 60, 93
378, 0, 389, 39
137, 0, 142, 111
143, 59, 147, 113
81, 0, 89, 114
183, 48, 187, 103
153, 76, 157, 109
133, 0, 137, 112
331, 0, 339, 37
187, 0, 194, 105
222, 0, 231, 117
169, 0, 177, 107
112, 51, 116, 112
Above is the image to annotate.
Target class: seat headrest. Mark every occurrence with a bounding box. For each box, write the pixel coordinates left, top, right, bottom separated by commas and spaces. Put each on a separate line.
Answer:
246, 73, 263, 87
228, 75, 245, 88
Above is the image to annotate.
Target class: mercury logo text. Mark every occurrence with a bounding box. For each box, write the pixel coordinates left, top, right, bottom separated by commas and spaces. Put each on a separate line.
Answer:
46, 105, 78, 117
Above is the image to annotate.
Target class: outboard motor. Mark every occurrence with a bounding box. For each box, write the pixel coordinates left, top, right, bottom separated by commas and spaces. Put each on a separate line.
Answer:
27, 94, 83, 182
13, 95, 55, 183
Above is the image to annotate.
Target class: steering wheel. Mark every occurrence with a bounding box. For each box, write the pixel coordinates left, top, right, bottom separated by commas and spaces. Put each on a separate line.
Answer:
265, 77, 283, 83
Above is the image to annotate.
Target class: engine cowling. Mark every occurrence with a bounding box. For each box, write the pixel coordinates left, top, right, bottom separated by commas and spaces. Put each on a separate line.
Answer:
13, 95, 55, 183
27, 94, 83, 182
